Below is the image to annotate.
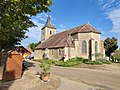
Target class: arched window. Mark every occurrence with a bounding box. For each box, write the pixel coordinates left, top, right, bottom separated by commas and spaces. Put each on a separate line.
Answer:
95, 41, 98, 53
82, 40, 87, 54
50, 31, 52, 34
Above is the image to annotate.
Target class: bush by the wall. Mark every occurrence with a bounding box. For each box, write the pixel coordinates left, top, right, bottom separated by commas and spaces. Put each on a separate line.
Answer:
55, 58, 83, 67
83, 59, 90, 63
103, 61, 112, 64
85, 60, 103, 65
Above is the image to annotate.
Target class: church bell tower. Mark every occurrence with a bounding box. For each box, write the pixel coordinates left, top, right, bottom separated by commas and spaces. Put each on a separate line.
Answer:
41, 15, 56, 42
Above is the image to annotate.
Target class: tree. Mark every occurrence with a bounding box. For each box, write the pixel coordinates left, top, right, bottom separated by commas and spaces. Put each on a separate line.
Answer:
0, 0, 52, 51
104, 37, 118, 60
112, 49, 120, 62
28, 42, 40, 52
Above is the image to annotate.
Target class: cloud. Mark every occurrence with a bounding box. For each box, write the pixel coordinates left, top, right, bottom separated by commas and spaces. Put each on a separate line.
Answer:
20, 13, 48, 47
98, 0, 120, 33
21, 13, 56, 47
108, 8, 120, 33
20, 24, 44, 47
32, 13, 48, 22
98, 0, 120, 12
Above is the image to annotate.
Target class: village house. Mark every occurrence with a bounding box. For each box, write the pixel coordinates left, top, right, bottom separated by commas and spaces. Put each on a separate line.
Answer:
34, 16, 105, 61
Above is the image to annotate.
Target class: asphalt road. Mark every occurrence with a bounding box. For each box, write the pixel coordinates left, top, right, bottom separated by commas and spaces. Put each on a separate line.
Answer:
51, 66, 120, 90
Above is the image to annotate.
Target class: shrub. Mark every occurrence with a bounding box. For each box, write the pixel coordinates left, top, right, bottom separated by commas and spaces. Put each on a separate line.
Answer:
41, 59, 57, 65
83, 59, 90, 63
55, 58, 82, 67
40, 60, 51, 77
76, 57, 83, 60
93, 61, 103, 65
55, 61, 65, 66
85, 61, 94, 65
103, 61, 112, 64
85, 60, 103, 65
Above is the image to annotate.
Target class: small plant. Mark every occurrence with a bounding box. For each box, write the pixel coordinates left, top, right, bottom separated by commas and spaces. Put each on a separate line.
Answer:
40, 60, 52, 82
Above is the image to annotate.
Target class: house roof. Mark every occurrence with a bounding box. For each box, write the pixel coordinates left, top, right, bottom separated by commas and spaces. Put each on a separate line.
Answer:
15, 46, 32, 54
71, 24, 101, 34
36, 24, 101, 49
41, 15, 56, 30
36, 29, 74, 49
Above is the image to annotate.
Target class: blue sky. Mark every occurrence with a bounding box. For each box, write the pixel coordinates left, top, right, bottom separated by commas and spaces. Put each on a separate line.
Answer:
21, 0, 120, 47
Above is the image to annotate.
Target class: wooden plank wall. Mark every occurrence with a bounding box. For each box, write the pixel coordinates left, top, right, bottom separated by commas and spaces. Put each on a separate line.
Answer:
3, 53, 23, 80
0, 67, 3, 79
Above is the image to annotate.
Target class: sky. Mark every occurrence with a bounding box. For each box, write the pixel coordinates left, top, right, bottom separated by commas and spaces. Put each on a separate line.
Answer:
21, 0, 120, 48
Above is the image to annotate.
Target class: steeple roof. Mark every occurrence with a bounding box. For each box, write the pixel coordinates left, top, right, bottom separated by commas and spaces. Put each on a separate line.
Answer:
41, 15, 56, 30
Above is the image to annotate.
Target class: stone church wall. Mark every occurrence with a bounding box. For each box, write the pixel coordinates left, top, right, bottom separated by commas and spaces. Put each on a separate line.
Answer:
34, 49, 43, 60
35, 32, 105, 61
77, 32, 101, 60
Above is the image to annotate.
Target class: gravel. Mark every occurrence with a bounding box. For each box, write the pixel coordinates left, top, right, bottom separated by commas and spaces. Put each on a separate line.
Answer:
0, 60, 61, 90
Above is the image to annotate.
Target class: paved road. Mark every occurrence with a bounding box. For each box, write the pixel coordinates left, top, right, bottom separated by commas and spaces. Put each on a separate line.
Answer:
51, 66, 120, 90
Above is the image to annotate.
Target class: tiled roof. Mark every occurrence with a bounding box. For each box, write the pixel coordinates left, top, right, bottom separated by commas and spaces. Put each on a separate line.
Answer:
36, 24, 101, 49
35, 29, 74, 49
71, 24, 101, 34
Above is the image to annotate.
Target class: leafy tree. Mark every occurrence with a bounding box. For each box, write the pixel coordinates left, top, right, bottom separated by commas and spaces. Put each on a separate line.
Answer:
0, 0, 52, 51
104, 37, 118, 60
112, 49, 120, 62
28, 42, 40, 52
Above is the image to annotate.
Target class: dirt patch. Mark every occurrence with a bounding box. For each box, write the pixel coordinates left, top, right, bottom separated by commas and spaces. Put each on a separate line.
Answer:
74, 63, 120, 71
0, 61, 61, 90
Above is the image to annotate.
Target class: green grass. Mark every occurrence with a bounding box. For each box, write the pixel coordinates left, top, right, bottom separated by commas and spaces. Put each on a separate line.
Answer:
55, 58, 83, 67
85, 60, 103, 65
34, 57, 112, 67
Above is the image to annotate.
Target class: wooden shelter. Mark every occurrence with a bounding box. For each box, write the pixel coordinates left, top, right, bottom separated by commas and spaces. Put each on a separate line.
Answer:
2, 51, 23, 80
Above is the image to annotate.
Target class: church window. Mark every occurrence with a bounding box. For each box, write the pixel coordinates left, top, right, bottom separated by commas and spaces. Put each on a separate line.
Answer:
95, 41, 98, 53
82, 40, 87, 54
50, 31, 52, 34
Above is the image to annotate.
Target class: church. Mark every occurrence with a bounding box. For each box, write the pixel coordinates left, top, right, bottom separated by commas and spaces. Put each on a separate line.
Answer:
34, 16, 105, 61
